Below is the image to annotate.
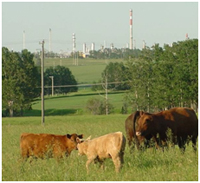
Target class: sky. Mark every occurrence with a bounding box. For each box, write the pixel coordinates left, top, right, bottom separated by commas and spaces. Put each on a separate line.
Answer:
2, 1, 198, 53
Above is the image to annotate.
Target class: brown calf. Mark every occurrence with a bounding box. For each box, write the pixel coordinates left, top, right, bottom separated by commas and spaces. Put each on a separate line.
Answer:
20, 133, 83, 160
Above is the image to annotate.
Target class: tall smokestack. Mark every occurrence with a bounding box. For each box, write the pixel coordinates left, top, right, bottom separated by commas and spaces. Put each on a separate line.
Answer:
91, 43, 95, 51
49, 28, 52, 52
129, 9, 133, 50
72, 33, 78, 65
185, 33, 189, 40
72, 33, 76, 53
23, 31, 25, 50
142, 40, 146, 49
83, 43, 86, 53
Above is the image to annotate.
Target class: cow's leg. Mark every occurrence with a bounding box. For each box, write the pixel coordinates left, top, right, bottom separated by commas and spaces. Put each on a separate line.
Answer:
127, 138, 133, 153
171, 135, 176, 148
143, 139, 150, 149
86, 156, 96, 174
98, 159, 105, 170
112, 156, 121, 173
177, 136, 186, 153
191, 135, 197, 152
182, 136, 187, 152
94, 157, 104, 170
127, 137, 132, 147
177, 136, 182, 149
160, 133, 168, 151
135, 137, 141, 150
152, 136, 160, 149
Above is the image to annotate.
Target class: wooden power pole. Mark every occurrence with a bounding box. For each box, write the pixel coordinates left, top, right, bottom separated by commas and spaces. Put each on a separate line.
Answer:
40, 40, 45, 125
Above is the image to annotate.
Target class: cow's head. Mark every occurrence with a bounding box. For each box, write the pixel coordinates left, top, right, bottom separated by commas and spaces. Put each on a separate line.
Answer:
77, 135, 91, 156
136, 111, 154, 137
66, 133, 83, 150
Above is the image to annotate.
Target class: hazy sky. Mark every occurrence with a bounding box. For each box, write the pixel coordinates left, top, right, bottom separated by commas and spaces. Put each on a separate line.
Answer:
2, 2, 198, 53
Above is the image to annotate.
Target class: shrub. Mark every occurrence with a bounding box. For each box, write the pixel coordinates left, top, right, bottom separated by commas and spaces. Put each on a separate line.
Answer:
86, 97, 114, 115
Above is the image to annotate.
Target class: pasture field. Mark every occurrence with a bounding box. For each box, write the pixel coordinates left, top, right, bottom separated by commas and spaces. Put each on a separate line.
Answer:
43, 58, 126, 84
2, 115, 198, 181
24, 90, 129, 116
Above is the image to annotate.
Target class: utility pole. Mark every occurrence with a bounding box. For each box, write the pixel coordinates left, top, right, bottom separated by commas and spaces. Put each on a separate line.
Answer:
40, 40, 45, 125
49, 76, 54, 96
102, 70, 108, 115
105, 73, 108, 115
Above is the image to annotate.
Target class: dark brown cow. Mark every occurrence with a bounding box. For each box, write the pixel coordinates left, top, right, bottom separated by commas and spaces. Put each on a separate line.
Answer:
20, 133, 83, 160
125, 111, 153, 150
135, 107, 198, 151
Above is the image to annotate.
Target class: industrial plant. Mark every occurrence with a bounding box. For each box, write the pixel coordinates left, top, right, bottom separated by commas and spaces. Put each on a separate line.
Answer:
22, 9, 189, 60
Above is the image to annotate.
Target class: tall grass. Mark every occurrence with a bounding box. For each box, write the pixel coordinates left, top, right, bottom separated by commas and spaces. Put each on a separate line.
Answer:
2, 115, 198, 181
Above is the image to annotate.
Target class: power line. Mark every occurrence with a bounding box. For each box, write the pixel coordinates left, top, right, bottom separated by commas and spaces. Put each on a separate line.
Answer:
41, 81, 130, 89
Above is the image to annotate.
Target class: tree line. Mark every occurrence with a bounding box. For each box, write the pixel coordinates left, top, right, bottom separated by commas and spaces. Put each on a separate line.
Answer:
2, 47, 77, 117
95, 39, 198, 113
2, 38, 198, 116
126, 39, 198, 113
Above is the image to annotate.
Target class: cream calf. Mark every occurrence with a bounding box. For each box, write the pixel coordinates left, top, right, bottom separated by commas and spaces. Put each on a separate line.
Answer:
77, 132, 126, 173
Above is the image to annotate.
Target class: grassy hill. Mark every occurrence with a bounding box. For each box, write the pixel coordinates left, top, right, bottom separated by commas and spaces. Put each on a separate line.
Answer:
24, 89, 129, 117
27, 57, 130, 117
43, 58, 126, 84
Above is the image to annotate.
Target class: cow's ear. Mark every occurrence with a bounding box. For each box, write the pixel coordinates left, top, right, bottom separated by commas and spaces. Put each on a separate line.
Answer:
140, 111, 144, 116
76, 138, 83, 143
78, 134, 83, 139
66, 134, 71, 139
86, 135, 91, 140
147, 116, 153, 123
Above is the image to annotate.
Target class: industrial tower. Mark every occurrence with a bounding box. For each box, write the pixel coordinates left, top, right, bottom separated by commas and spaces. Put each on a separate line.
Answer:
23, 31, 25, 50
129, 9, 133, 50
72, 33, 78, 65
49, 28, 52, 52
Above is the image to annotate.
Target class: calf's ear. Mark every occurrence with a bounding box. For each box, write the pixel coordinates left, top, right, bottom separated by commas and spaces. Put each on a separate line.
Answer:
76, 138, 83, 143
66, 134, 71, 139
78, 134, 83, 139
86, 135, 91, 140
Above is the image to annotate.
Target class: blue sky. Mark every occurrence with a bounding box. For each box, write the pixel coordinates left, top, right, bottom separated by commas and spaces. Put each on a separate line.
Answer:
2, 2, 198, 53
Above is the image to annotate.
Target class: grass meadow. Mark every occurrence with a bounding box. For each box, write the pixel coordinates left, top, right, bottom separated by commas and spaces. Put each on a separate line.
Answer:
24, 90, 128, 116
43, 58, 126, 84
2, 115, 198, 181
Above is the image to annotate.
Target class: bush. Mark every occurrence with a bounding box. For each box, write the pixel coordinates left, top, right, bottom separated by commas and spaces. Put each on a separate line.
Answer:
86, 97, 114, 115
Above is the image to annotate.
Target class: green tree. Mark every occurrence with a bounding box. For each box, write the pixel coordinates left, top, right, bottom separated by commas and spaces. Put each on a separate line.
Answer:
124, 39, 198, 112
2, 48, 40, 116
44, 65, 78, 95
102, 62, 130, 90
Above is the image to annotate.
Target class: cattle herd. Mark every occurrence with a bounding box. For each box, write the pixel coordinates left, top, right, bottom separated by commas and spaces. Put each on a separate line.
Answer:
20, 107, 198, 173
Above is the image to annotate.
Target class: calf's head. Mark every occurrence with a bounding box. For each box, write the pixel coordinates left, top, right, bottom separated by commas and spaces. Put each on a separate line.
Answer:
77, 136, 91, 155
66, 133, 83, 150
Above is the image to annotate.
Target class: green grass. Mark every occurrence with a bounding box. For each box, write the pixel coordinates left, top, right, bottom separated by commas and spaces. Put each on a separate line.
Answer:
2, 115, 198, 181
24, 90, 128, 116
43, 58, 126, 84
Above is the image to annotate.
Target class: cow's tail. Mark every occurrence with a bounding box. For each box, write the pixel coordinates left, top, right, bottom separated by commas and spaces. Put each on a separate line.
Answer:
133, 111, 140, 150
117, 132, 126, 167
